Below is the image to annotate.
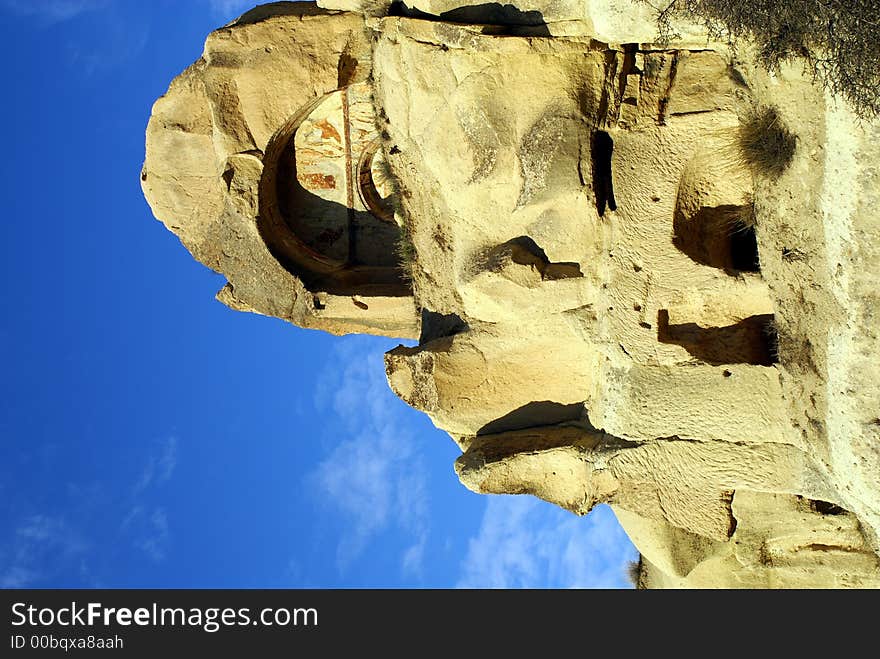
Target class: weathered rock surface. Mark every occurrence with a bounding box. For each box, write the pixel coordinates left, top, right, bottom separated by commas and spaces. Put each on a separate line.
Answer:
143, 1, 880, 587
142, 4, 418, 338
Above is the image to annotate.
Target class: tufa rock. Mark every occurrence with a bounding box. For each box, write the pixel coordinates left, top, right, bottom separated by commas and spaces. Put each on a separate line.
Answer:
143, 1, 880, 588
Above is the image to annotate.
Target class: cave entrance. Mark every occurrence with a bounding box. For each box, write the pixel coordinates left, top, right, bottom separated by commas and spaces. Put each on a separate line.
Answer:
658, 310, 778, 366
258, 84, 410, 297
673, 203, 760, 273
591, 130, 616, 216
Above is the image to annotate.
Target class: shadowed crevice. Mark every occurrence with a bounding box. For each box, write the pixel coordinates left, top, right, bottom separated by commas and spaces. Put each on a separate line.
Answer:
478, 401, 584, 435
419, 309, 468, 344
658, 311, 778, 366
592, 131, 616, 216
389, 2, 551, 35
488, 236, 583, 280
673, 203, 760, 273
809, 499, 846, 516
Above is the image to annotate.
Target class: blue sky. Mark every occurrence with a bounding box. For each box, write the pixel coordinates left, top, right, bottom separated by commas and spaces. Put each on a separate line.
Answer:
0, 0, 637, 588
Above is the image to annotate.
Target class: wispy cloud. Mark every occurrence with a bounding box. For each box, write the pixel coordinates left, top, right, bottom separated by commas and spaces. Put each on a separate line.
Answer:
458, 498, 638, 589
125, 437, 178, 561
0, 515, 88, 588
120, 505, 170, 563
135, 436, 178, 494
0, 0, 107, 25
0, 0, 152, 76
0, 566, 38, 589
136, 509, 170, 562
1, 436, 180, 586
401, 535, 427, 578
307, 337, 430, 576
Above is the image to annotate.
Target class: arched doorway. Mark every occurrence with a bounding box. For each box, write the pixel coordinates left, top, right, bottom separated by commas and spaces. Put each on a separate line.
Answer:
259, 83, 409, 297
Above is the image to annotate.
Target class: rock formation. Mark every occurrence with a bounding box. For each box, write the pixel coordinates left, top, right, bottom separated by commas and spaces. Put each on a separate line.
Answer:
142, 1, 880, 587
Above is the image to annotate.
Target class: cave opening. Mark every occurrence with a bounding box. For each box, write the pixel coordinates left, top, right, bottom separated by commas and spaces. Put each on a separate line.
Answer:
658, 310, 779, 366
592, 130, 616, 216
673, 204, 761, 273
729, 223, 760, 272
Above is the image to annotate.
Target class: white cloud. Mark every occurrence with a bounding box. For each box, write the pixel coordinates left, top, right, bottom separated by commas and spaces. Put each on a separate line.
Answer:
457, 497, 638, 589
307, 337, 430, 576
135, 509, 170, 562
401, 534, 427, 578
125, 438, 178, 561
135, 436, 178, 494
121, 505, 171, 563
0, 515, 88, 588
1, 437, 180, 586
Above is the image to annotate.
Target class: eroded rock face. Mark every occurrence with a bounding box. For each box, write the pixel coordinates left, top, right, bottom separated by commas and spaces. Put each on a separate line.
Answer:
142, 4, 418, 338
143, 1, 880, 587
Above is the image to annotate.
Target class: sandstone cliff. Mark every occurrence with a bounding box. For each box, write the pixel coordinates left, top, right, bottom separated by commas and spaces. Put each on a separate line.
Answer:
142, 1, 880, 588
